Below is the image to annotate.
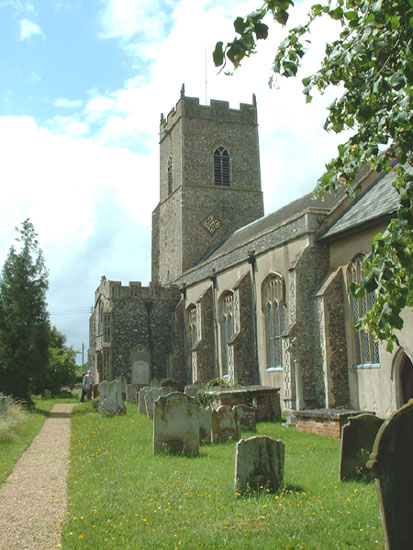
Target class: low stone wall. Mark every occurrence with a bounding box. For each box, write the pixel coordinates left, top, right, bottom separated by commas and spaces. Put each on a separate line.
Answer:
204, 386, 281, 421
294, 409, 361, 439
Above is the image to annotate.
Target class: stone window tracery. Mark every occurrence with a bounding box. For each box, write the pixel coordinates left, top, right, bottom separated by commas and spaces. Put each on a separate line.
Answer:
219, 292, 234, 377
347, 255, 380, 366
214, 147, 230, 186
262, 273, 286, 370
103, 313, 111, 343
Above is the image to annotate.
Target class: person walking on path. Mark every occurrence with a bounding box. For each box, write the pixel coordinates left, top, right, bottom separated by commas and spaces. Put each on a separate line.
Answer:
82, 369, 94, 401
0, 402, 74, 550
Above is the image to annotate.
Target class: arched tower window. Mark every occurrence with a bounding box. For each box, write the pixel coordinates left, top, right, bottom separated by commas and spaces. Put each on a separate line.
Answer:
219, 291, 234, 376
167, 156, 172, 195
347, 255, 380, 366
214, 147, 230, 186
262, 273, 286, 370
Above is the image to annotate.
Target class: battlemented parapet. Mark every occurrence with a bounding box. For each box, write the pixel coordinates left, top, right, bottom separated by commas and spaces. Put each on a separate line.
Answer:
89, 276, 182, 385
160, 89, 257, 143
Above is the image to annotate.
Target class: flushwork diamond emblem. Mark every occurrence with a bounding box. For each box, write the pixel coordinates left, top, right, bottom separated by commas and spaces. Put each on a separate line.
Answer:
202, 214, 221, 235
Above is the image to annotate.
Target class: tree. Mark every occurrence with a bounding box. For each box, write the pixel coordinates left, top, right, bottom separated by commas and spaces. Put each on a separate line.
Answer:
43, 326, 77, 395
0, 220, 50, 401
214, 0, 413, 349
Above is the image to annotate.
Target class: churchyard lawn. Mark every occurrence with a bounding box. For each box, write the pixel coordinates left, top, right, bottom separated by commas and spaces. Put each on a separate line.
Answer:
0, 396, 75, 484
62, 404, 383, 550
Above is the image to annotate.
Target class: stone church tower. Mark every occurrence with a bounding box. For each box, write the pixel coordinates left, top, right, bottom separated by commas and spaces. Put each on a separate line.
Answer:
152, 86, 264, 285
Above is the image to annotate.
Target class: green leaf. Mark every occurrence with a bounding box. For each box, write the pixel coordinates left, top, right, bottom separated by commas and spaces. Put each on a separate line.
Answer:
213, 42, 225, 67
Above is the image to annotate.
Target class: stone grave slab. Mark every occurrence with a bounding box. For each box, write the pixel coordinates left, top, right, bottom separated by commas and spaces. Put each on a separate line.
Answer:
199, 405, 212, 444
211, 405, 241, 443
137, 386, 151, 414
126, 384, 140, 403
339, 413, 384, 480
367, 400, 413, 550
153, 392, 199, 455
235, 435, 285, 495
145, 387, 171, 419
98, 379, 126, 417
233, 404, 257, 432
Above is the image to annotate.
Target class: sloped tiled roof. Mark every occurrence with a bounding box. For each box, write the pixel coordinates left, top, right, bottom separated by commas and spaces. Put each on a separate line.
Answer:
319, 166, 412, 241
202, 190, 340, 263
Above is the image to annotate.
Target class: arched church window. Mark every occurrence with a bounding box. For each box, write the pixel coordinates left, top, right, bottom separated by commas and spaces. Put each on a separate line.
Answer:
214, 147, 230, 186
262, 273, 286, 370
219, 291, 234, 376
167, 156, 172, 195
347, 255, 380, 366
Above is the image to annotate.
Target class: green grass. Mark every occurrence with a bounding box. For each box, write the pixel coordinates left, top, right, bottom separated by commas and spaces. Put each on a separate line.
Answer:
62, 405, 384, 550
0, 395, 76, 484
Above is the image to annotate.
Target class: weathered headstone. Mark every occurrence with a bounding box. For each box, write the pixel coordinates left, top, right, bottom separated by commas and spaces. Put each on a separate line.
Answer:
0, 394, 13, 417
126, 383, 140, 403
161, 378, 179, 391
211, 405, 241, 443
339, 413, 384, 480
153, 392, 200, 455
98, 379, 126, 417
184, 380, 202, 397
233, 404, 257, 432
199, 405, 212, 444
132, 360, 150, 385
235, 435, 285, 495
145, 387, 171, 419
137, 386, 151, 414
367, 400, 413, 550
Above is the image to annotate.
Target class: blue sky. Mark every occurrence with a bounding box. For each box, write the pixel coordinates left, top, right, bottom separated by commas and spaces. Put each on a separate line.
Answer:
0, 0, 344, 362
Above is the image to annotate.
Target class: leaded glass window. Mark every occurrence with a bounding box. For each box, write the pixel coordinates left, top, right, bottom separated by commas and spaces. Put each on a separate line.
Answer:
262, 274, 286, 370
348, 255, 380, 365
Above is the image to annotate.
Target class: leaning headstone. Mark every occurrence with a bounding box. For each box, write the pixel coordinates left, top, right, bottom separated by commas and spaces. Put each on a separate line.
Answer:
137, 386, 151, 414
235, 435, 285, 495
98, 379, 126, 417
42, 389, 52, 399
367, 400, 413, 550
211, 405, 241, 443
145, 387, 171, 419
199, 405, 212, 444
339, 413, 384, 480
233, 404, 257, 432
153, 392, 199, 455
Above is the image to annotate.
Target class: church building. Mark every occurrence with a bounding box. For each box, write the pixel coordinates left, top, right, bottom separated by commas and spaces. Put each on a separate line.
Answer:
88, 88, 413, 420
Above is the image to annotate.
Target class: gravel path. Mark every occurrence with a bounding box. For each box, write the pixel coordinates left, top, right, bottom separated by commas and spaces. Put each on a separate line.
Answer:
0, 403, 74, 550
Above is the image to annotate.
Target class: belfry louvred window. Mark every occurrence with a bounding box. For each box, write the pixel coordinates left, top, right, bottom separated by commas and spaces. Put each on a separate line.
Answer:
214, 147, 230, 186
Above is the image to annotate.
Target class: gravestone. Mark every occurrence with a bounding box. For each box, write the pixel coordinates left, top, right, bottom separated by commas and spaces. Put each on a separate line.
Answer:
132, 360, 150, 385
126, 384, 140, 403
153, 392, 199, 455
235, 435, 285, 495
0, 394, 13, 418
145, 387, 171, 419
184, 381, 202, 397
98, 379, 126, 417
137, 386, 151, 414
233, 404, 257, 432
211, 405, 241, 443
339, 413, 384, 480
199, 405, 212, 444
161, 378, 179, 391
367, 400, 413, 550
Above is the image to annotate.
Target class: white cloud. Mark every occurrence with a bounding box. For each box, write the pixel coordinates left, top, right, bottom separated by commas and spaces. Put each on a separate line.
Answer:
53, 98, 84, 109
19, 18, 45, 40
